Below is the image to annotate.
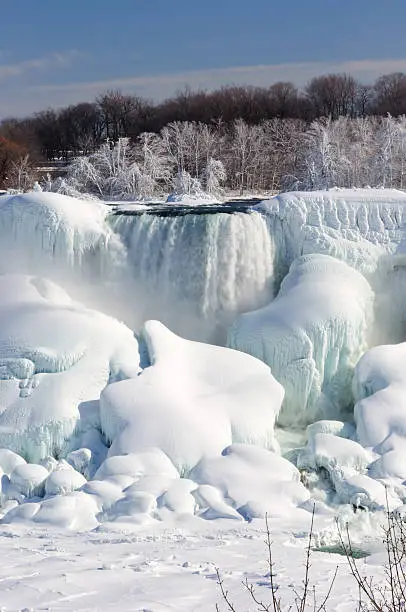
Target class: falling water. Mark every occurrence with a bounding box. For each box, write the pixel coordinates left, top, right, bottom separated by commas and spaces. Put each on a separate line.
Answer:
109, 210, 275, 342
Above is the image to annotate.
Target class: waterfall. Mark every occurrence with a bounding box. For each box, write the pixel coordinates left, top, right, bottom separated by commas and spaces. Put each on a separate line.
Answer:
110, 210, 275, 342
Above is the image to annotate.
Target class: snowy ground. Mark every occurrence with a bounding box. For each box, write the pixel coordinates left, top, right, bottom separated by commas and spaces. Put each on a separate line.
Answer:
0, 512, 386, 611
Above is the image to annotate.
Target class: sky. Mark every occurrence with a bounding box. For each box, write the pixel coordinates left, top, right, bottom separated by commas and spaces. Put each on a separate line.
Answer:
1, 0, 406, 118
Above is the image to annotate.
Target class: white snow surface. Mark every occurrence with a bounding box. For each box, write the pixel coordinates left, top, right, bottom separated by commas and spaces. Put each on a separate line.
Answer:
0, 513, 386, 611
100, 320, 284, 471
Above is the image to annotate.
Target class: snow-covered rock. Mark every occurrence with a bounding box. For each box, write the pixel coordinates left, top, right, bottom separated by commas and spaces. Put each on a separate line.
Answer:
298, 433, 371, 474
94, 449, 179, 483
354, 343, 406, 449
0, 449, 26, 476
353, 342, 406, 492
306, 420, 356, 442
228, 254, 373, 426
100, 321, 283, 472
66, 448, 93, 477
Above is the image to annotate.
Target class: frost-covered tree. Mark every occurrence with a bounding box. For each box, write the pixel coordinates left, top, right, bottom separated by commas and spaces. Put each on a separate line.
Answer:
46, 138, 146, 200
135, 132, 172, 198
228, 119, 264, 194
203, 158, 226, 196
171, 170, 198, 196
8, 154, 37, 192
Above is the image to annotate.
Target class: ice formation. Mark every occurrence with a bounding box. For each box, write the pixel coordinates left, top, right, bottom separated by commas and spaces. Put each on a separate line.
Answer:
109, 209, 274, 341
2, 189, 406, 528
0, 274, 139, 462
228, 254, 374, 426
259, 189, 406, 278
0, 192, 119, 280
100, 320, 283, 472
352, 343, 406, 489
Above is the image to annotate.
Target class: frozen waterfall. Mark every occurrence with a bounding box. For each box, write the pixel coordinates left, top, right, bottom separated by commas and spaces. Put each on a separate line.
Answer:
109, 210, 275, 341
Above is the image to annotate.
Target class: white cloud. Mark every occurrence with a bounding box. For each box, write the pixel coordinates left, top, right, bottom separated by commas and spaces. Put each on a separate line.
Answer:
0, 51, 80, 82
2, 57, 406, 117
34, 57, 406, 98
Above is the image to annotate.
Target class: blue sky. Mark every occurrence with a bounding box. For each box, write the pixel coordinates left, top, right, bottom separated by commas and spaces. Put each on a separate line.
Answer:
1, 0, 406, 117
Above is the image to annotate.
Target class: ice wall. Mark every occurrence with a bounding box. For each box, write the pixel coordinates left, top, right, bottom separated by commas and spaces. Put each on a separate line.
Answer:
258, 189, 406, 281
0, 192, 121, 281
228, 255, 374, 427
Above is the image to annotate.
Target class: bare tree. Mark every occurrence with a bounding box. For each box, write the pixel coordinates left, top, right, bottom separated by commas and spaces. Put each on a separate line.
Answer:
373, 73, 406, 116
306, 74, 360, 119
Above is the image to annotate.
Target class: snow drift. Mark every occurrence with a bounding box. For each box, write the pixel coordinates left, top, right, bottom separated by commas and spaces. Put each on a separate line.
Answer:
100, 320, 283, 472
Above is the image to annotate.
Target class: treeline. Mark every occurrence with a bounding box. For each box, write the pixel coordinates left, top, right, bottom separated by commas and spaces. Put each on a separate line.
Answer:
44, 114, 406, 199
2, 71, 406, 163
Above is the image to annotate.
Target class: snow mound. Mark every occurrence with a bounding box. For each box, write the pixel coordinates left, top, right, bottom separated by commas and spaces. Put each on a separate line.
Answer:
354, 343, 406, 449
10, 463, 49, 497
0, 274, 139, 462
94, 449, 179, 482
0, 449, 26, 475
353, 342, 406, 492
296, 426, 401, 510
100, 320, 283, 472
299, 433, 371, 473
190, 444, 309, 519
228, 254, 373, 426
45, 466, 87, 496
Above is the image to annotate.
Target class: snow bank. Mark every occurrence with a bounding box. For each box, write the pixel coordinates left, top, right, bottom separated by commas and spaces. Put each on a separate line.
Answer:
0, 274, 139, 462
228, 254, 373, 426
101, 320, 283, 472
45, 465, 87, 496
166, 193, 221, 205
